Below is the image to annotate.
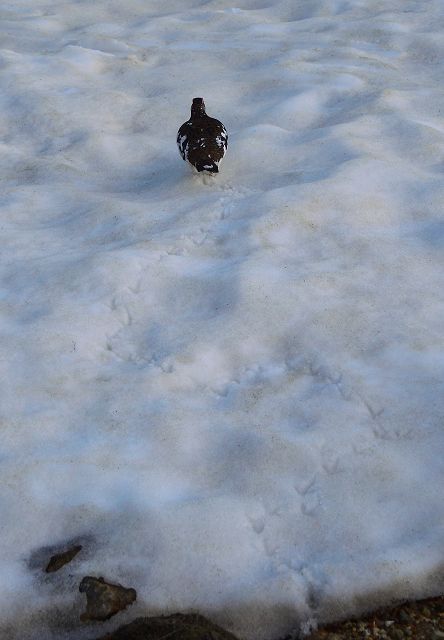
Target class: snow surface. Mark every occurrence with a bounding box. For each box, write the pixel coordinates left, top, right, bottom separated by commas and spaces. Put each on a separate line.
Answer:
1, 0, 444, 638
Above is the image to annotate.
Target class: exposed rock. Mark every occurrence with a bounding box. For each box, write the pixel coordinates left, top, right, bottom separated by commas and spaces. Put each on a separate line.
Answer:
79, 576, 136, 622
94, 613, 239, 640
398, 609, 411, 623
308, 594, 444, 639
45, 544, 82, 573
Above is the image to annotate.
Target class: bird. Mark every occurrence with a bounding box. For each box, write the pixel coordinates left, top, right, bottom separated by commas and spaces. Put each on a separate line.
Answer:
177, 98, 227, 174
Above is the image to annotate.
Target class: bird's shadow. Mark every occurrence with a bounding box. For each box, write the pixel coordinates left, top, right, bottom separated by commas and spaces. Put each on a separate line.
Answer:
102, 152, 222, 199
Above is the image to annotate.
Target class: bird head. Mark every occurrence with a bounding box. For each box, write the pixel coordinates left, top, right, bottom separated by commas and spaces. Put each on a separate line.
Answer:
191, 97, 206, 117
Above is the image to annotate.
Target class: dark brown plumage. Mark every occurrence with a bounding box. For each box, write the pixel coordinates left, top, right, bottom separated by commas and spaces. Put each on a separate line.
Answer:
177, 98, 228, 173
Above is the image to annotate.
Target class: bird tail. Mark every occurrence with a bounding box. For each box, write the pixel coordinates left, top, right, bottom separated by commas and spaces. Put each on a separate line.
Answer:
195, 160, 219, 173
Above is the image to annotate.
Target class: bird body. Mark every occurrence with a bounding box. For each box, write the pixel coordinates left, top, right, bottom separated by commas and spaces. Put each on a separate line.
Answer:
177, 98, 227, 174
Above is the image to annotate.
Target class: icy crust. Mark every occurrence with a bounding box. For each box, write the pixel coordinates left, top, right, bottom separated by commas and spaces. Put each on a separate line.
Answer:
1, 0, 444, 638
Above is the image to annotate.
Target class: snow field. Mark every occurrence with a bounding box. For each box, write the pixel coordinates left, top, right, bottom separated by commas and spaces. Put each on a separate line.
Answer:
1, 0, 444, 638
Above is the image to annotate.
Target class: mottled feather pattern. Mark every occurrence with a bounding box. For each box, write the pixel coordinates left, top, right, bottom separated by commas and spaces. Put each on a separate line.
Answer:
177, 99, 227, 173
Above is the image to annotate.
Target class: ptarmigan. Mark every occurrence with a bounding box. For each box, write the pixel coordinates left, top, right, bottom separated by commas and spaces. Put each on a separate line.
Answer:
177, 98, 227, 174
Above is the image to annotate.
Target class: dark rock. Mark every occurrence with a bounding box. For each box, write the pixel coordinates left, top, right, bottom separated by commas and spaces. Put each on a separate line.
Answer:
94, 613, 239, 640
79, 576, 136, 622
45, 545, 82, 573
398, 609, 411, 623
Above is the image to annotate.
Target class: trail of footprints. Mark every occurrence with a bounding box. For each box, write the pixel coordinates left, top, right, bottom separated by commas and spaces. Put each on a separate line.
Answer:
102, 179, 394, 573
104, 181, 253, 363
99, 187, 394, 617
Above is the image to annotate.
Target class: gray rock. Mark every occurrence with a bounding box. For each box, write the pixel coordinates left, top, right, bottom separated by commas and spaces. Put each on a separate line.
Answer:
79, 576, 136, 621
